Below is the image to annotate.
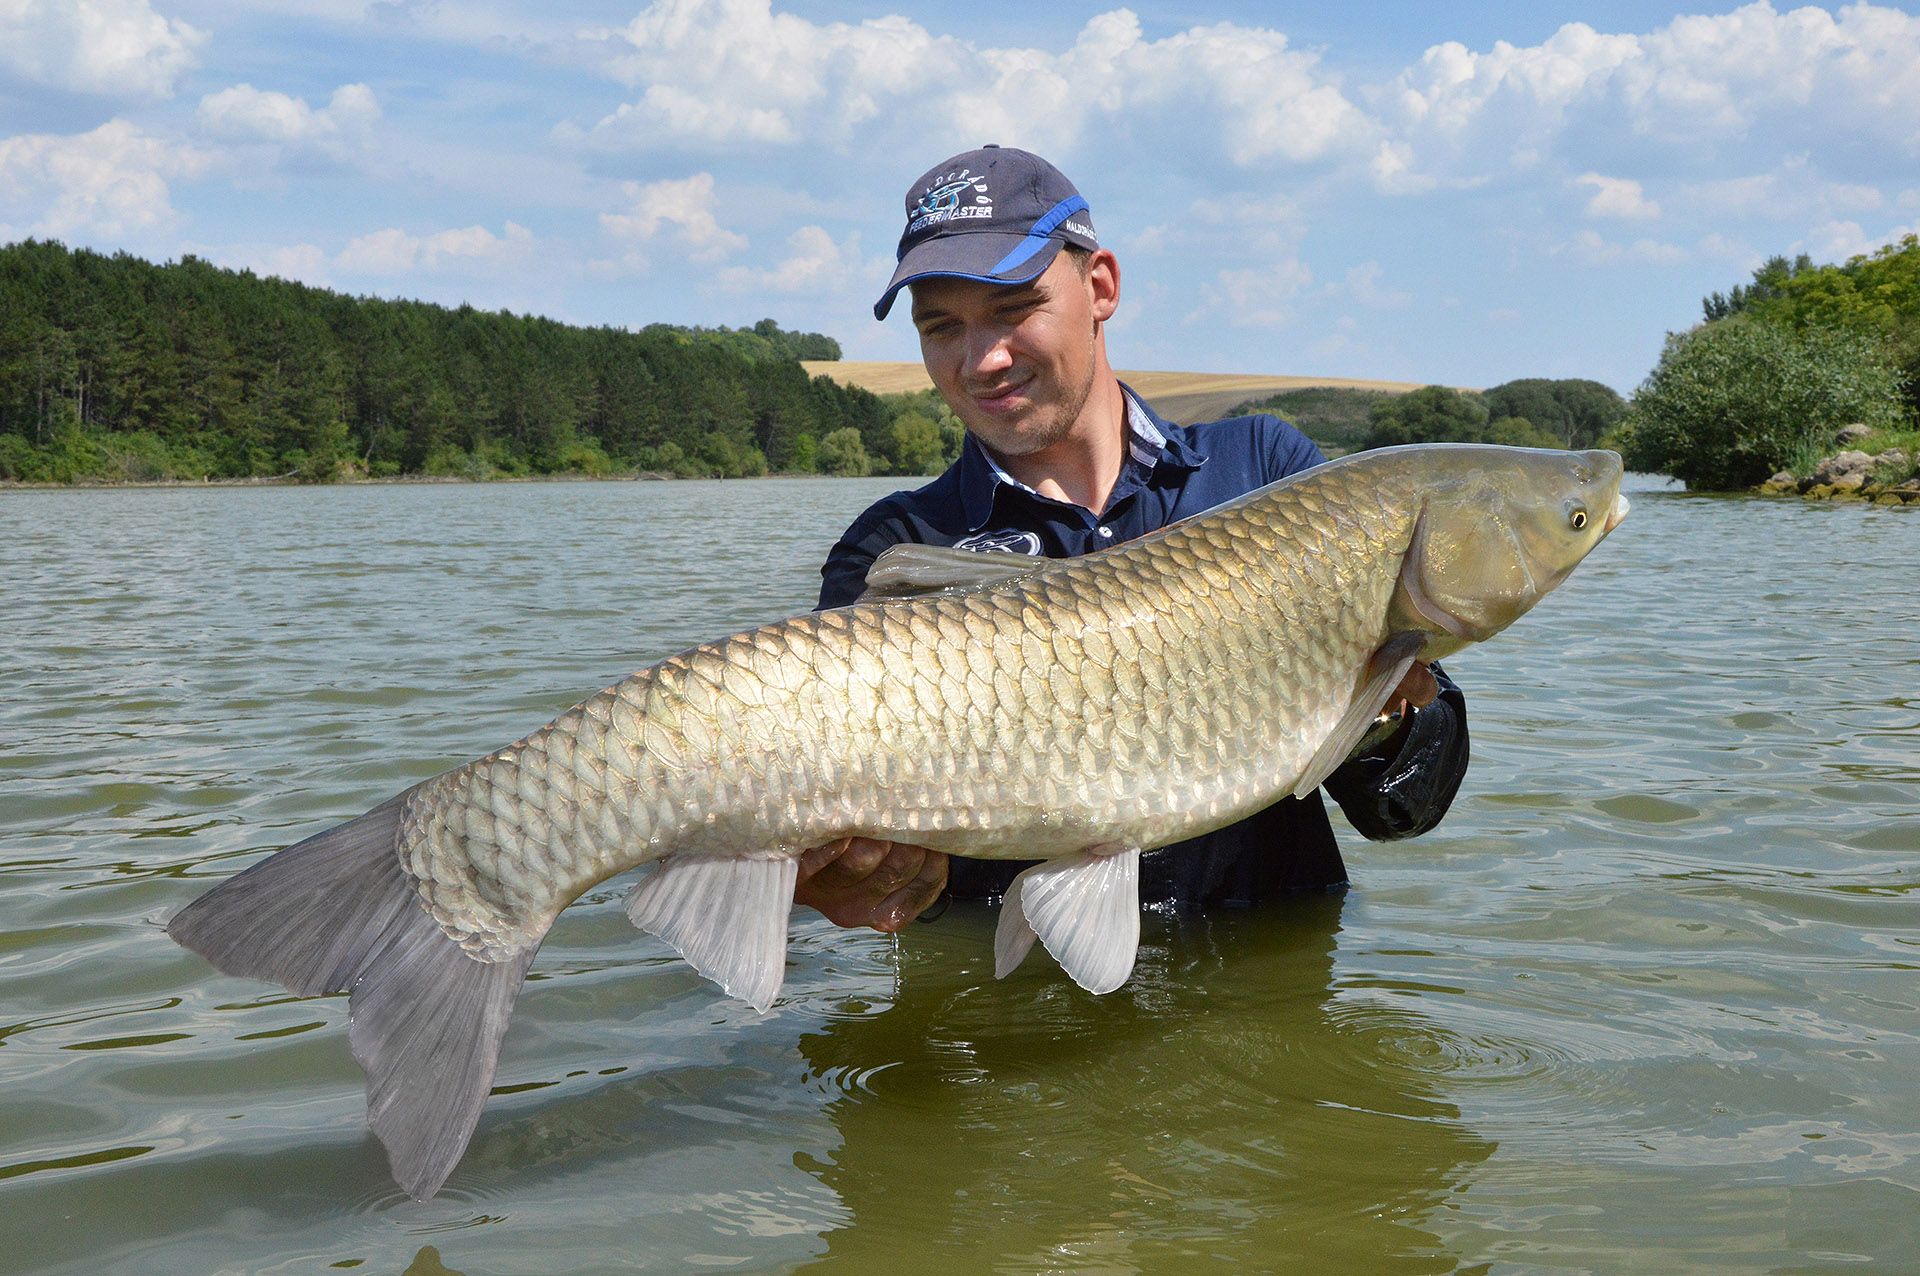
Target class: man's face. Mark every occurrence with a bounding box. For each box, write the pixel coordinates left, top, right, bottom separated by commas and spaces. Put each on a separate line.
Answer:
909, 250, 1119, 459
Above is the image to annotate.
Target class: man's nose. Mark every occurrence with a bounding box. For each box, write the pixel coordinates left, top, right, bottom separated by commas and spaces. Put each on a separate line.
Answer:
966, 328, 1013, 377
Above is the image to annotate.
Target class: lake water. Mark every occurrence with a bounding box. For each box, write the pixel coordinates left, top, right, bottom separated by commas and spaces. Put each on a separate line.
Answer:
2, 475, 1916, 1274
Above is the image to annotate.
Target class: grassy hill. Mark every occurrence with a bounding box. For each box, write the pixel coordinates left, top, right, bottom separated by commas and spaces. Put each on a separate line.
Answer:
803, 362, 1429, 426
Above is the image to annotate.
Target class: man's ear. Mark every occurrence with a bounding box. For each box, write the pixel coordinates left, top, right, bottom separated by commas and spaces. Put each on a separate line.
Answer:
1087, 249, 1120, 324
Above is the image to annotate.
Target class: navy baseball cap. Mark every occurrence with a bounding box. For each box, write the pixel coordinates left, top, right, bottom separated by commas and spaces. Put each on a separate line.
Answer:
874, 145, 1099, 320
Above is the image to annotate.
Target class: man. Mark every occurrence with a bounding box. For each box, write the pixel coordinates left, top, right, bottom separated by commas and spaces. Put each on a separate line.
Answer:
794, 146, 1468, 932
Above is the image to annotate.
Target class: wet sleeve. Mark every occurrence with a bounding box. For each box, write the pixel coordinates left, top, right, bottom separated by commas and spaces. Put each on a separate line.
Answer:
1323, 662, 1470, 841
816, 507, 911, 610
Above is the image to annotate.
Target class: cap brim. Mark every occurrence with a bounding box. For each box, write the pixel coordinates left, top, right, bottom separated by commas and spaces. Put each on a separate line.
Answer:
874, 233, 1065, 320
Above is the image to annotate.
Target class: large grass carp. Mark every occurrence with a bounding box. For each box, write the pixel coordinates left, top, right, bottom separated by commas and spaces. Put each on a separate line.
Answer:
170, 443, 1628, 1198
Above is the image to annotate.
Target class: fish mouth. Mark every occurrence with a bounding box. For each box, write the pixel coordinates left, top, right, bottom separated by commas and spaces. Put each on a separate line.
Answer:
1604, 492, 1630, 534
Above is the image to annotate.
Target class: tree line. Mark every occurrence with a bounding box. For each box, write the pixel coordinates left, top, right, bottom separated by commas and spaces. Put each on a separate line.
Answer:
1623, 235, 1919, 489
1230, 379, 1626, 455
0, 239, 959, 484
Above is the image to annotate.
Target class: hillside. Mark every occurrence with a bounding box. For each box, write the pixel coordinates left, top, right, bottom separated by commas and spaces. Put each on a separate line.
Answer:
0, 239, 889, 483
803, 362, 1431, 425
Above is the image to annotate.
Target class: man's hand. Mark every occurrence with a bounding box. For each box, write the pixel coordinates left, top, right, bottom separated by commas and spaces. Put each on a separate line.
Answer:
795, 837, 949, 933
1392, 660, 1439, 713
1373, 659, 1439, 751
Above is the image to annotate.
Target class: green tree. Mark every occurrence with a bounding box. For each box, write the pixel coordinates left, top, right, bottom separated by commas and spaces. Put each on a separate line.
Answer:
817, 427, 872, 476
1360, 385, 1489, 450
1622, 317, 1902, 489
0, 239, 877, 482
1482, 378, 1627, 448
890, 411, 945, 473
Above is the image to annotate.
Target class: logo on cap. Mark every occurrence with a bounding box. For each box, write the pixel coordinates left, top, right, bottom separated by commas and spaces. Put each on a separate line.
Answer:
908, 169, 993, 235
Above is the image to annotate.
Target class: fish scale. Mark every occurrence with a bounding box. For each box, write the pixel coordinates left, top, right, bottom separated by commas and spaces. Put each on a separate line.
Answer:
395, 454, 1410, 962
167, 443, 1628, 1200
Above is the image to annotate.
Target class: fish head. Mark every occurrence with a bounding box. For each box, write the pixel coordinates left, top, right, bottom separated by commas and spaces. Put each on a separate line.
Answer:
1389, 445, 1627, 656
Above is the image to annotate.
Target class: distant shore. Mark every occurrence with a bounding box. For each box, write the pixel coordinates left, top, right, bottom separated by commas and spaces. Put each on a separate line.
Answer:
0, 469, 893, 492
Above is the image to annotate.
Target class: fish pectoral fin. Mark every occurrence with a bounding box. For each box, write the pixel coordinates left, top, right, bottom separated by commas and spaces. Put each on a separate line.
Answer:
993, 846, 1142, 995
1290, 631, 1429, 799
624, 855, 799, 1014
857, 544, 1046, 602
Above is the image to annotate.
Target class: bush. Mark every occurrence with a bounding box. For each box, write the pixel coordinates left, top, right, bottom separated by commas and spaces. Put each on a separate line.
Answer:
1227, 386, 1393, 452
0, 434, 45, 481
816, 427, 872, 477
1482, 416, 1563, 448
1622, 318, 1903, 489
98, 430, 190, 482
553, 438, 617, 476
890, 412, 945, 474
1360, 385, 1488, 450
1482, 379, 1627, 448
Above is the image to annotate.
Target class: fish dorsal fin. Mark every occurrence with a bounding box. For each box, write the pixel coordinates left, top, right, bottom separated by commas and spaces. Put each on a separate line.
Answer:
858, 544, 1046, 602
1290, 631, 1428, 799
625, 855, 798, 1013
993, 846, 1141, 994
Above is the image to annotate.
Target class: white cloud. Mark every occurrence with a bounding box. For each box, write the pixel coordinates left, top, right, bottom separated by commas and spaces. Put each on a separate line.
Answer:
716, 225, 873, 292
258, 243, 331, 286
1681, 156, 1884, 221
0, 0, 203, 98
1370, 140, 1436, 195
0, 119, 210, 237
1392, 24, 1639, 137
599, 173, 747, 262
1577, 173, 1660, 220
211, 240, 333, 287
196, 83, 381, 144
1331, 260, 1412, 309
584, 0, 954, 147
1384, 4, 1920, 181
579, 3, 1371, 169
1188, 257, 1315, 328
1804, 219, 1920, 263
336, 221, 533, 274
1564, 228, 1687, 266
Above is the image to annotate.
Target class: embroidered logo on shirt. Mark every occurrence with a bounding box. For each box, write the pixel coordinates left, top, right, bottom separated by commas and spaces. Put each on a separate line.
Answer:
952, 529, 1042, 555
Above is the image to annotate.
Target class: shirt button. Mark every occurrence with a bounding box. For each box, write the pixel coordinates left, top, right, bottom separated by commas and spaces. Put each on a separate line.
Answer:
1097, 526, 1113, 538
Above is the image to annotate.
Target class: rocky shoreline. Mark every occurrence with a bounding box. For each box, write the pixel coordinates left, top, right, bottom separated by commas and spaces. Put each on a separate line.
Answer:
1758, 424, 1920, 504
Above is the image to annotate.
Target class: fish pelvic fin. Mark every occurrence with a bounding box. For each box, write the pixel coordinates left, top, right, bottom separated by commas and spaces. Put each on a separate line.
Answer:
993, 846, 1141, 995
167, 789, 542, 1201
1290, 631, 1428, 799
624, 855, 799, 1014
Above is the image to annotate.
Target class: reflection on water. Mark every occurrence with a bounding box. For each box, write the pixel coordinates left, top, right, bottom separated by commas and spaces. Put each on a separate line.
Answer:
797, 901, 1493, 1272
1, 476, 1917, 1272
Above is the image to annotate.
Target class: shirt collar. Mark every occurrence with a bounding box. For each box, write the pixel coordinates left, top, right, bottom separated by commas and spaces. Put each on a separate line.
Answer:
956, 382, 1207, 531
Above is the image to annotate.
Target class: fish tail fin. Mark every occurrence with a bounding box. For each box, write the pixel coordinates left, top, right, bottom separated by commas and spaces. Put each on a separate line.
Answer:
168, 789, 539, 1200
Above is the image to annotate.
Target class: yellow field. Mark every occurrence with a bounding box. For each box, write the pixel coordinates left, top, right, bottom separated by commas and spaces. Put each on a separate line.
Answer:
801, 361, 1434, 425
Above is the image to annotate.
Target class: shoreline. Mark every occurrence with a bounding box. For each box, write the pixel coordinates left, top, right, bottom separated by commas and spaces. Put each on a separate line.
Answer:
0, 470, 893, 492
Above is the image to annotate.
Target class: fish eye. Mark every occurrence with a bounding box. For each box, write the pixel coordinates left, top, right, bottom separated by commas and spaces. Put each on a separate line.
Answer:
1569, 508, 1589, 530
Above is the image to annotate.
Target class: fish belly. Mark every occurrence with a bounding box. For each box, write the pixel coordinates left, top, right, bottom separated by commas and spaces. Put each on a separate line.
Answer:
397, 484, 1406, 958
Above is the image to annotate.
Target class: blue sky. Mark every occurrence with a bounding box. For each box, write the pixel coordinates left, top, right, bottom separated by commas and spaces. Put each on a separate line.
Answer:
4, 1, 1918, 392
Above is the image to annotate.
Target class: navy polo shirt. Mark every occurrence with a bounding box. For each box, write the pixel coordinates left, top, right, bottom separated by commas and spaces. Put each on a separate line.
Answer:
816, 387, 1469, 909
818, 389, 1326, 607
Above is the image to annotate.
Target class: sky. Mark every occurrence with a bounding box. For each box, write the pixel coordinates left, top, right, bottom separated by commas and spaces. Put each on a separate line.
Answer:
3, 1, 1918, 393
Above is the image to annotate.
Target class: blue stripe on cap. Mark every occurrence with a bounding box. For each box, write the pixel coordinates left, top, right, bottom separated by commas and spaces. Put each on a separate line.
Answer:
988, 195, 1089, 276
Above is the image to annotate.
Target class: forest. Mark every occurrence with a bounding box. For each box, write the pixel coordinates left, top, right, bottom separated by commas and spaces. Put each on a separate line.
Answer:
0, 240, 949, 484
